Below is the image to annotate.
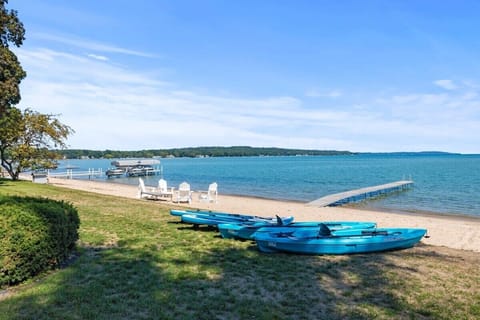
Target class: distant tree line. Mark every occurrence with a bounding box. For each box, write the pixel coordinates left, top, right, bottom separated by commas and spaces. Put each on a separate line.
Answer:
56, 146, 355, 159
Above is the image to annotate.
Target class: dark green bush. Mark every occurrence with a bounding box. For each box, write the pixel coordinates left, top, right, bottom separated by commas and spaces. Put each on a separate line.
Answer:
0, 196, 80, 287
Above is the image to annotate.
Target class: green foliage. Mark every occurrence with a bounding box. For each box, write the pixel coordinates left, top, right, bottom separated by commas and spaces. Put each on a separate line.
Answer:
0, 0, 26, 116
0, 108, 74, 180
57, 146, 355, 159
0, 2, 72, 180
0, 196, 80, 287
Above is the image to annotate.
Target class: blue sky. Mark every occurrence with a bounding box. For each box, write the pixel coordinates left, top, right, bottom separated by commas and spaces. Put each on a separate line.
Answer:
10, 0, 480, 153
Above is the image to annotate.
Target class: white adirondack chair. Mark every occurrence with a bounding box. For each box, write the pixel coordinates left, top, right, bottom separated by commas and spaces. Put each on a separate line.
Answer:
157, 178, 175, 200
176, 182, 192, 203
199, 182, 218, 203
138, 177, 162, 199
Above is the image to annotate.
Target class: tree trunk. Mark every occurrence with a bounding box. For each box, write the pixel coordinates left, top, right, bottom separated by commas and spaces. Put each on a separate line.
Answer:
0, 150, 18, 180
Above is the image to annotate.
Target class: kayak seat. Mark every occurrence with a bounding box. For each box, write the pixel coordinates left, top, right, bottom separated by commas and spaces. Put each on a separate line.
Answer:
275, 215, 294, 226
318, 223, 332, 237
276, 215, 285, 225
276, 215, 282, 225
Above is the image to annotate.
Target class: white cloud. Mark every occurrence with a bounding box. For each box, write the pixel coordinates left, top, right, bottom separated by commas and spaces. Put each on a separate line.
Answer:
345, 84, 480, 152
16, 47, 315, 149
87, 53, 109, 61
434, 79, 458, 90
389, 93, 448, 107
12, 46, 480, 153
31, 32, 157, 58
305, 88, 342, 98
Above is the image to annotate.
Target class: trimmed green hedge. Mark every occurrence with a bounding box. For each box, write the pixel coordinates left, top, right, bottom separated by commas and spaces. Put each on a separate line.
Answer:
0, 196, 80, 287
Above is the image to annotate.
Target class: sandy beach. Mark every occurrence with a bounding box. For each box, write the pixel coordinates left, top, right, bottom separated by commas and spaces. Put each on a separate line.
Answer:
47, 177, 480, 253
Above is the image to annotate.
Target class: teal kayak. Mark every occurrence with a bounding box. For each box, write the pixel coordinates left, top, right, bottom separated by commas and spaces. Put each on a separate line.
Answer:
170, 209, 249, 217
170, 209, 282, 222
180, 212, 294, 227
255, 225, 427, 254
218, 221, 377, 240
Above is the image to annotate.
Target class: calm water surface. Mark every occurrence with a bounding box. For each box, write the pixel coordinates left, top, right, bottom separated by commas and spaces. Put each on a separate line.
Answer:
55, 154, 480, 217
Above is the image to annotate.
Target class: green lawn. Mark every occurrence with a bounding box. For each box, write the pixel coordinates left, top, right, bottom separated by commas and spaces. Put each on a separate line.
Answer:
1, 179, 479, 319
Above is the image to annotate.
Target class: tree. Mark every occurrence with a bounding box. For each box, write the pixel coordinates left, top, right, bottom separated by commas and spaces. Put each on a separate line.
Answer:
0, 108, 74, 180
1, 0, 26, 118
0, 2, 72, 180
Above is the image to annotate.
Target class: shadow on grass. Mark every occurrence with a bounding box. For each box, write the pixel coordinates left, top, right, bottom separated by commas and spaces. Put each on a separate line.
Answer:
2, 246, 173, 319
176, 224, 218, 232
0, 178, 12, 186
1, 231, 478, 319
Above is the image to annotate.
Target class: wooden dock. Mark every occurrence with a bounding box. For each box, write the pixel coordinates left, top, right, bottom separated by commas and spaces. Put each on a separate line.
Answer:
307, 180, 414, 207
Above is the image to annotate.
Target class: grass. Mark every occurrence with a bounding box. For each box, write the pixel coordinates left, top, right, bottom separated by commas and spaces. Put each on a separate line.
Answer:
1, 179, 479, 319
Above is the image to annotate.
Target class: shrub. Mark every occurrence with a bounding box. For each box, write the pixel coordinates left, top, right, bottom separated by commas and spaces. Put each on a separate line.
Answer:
0, 196, 80, 287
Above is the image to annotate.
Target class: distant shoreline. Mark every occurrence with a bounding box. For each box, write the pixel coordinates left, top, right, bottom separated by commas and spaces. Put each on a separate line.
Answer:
56, 146, 355, 159
55, 146, 474, 160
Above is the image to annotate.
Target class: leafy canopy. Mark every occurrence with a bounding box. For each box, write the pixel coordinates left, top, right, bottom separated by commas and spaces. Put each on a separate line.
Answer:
0, 108, 74, 180
0, 1, 73, 180
0, 0, 26, 117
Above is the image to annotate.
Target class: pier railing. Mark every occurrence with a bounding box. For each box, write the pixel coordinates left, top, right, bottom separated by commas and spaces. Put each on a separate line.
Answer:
47, 168, 103, 180
47, 167, 163, 179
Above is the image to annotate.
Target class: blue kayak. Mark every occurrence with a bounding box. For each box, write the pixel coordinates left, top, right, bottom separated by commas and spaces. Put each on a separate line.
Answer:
170, 209, 253, 217
255, 225, 427, 254
170, 209, 283, 222
218, 221, 377, 240
180, 212, 294, 227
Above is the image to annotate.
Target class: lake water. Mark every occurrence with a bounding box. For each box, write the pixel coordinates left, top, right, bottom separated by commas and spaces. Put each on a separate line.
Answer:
54, 154, 480, 217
